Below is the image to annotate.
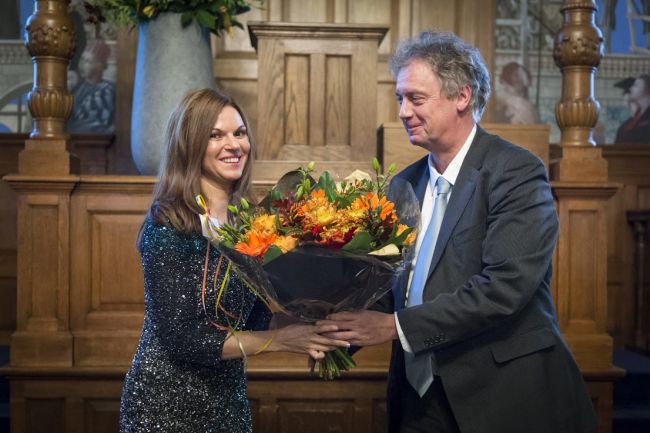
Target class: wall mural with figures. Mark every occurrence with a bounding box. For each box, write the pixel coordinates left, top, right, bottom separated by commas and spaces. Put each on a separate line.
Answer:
0, 0, 117, 134
1, 0, 648, 144
494, 0, 650, 144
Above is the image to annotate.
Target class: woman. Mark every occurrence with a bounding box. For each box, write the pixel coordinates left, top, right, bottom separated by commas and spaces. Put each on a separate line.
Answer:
120, 88, 347, 432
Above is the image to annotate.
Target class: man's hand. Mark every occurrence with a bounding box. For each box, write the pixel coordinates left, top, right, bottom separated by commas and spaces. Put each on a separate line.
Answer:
316, 310, 397, 346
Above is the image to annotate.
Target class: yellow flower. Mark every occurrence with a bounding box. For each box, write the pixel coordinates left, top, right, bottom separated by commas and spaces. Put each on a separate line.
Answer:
142, 5, 156, 17
252, 214, 276, 234
397, 224, 416, 245
315, 206, 337, 226
273, 235, 298, 253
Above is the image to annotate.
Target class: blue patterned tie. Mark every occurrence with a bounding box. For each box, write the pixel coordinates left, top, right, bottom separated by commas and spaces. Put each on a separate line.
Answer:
405, 176, 451, 397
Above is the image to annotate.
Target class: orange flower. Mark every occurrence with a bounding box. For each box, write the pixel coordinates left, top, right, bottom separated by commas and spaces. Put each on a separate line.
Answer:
235, 231, 277, 257
364, 192, 397, 223
298, 189, 328, 216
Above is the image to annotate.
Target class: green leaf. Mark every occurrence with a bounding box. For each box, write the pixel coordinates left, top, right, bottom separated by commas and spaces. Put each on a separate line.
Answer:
388, 226, 413, 246
316, 171, 337, 202
269, 189, 282, 204
180, 11, 194, 27
263, 244, 283, 264
196, 8, 216, 29
341, 231, 373, 253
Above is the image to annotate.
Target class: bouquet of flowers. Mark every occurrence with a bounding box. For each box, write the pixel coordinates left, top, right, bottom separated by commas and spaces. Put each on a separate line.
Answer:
198, 159, 419, 379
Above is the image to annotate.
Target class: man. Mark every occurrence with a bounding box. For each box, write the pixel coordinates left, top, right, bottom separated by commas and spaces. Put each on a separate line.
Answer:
615, 74, 650, 144
319, 32, 597, 433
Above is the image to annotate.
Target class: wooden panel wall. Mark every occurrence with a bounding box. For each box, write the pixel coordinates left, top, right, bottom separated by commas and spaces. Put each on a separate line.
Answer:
0, 134, 114, 346
69, 179, 152, 367
601, 145, 650, 348
211, 0, 496, 157
0, 138, 20, 344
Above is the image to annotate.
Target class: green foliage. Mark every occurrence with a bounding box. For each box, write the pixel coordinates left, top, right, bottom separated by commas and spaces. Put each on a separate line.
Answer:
262, 244, 283, 263
84, 0, 261, 36
341, 231, 373, 253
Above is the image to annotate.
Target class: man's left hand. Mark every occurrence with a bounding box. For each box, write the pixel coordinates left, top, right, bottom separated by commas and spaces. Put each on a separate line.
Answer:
316, 310, 397, 346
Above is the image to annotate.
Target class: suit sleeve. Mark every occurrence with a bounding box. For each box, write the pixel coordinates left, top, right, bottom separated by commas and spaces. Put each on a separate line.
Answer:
396, 152, 559, 355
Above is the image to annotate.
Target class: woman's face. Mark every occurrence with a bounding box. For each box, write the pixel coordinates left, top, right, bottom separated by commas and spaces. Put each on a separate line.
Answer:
201, 105, 251, 192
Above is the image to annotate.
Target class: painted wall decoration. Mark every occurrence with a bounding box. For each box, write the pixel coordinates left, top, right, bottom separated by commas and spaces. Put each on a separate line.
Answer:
494, 0, 650, 144
0, 0, 117, 134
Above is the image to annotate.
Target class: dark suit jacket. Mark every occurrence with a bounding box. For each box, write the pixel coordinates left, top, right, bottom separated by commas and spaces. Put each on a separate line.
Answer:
386, 127, 597, 433
614, 106, 650, 144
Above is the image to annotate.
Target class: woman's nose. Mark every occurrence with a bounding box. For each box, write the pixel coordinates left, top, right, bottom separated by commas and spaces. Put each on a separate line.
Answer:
223, 134, 241, 149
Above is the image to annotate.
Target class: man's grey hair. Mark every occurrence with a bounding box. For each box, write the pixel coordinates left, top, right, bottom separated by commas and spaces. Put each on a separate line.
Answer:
389, 31, 491, 123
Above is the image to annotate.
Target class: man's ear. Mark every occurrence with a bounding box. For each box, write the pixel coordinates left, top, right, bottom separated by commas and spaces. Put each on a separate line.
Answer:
456, 85, 472, 113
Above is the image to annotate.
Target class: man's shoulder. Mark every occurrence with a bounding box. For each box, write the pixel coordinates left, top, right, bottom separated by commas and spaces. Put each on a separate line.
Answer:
476, 128, 545, 169
395, 155, 428, 181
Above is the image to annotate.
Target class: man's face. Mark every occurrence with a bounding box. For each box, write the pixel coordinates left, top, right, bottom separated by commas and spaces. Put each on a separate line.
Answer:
629, 78, 649, 101
395, 59, 462, 152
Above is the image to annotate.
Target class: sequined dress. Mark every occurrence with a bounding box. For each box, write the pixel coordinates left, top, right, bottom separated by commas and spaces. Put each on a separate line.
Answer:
120, 218, 271, 433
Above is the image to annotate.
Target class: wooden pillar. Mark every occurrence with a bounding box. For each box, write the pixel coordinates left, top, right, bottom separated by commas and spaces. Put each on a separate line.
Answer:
20, 0, 79, 175
5, 0, 80, 367
552, 2, 622, 432
552, 0, 607, 182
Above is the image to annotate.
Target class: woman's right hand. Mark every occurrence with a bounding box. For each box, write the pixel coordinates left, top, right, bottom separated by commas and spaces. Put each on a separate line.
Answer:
271, 323, 349, 360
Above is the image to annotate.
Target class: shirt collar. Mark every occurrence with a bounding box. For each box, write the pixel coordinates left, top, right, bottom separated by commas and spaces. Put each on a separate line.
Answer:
427, 124, 477, 193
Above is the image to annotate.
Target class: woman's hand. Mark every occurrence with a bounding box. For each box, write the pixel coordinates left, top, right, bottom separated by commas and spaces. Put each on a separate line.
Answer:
271, 323, 349, 360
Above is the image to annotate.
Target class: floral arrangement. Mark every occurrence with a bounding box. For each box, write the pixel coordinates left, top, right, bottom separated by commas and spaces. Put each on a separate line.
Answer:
197, 160, 419, 379
84, 0, 259, 36
214, 159, 415, 264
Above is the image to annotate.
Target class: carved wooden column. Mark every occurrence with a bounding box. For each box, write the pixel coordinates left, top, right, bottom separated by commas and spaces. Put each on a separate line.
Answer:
552, 0, 607, 181
552, 2, 622, 432
20, 0, 79, 175
4, 0, 79, 367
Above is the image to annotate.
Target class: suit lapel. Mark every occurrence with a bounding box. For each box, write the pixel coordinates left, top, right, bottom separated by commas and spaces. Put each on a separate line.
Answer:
426, 127, 489, 280
427, 167, 479, 279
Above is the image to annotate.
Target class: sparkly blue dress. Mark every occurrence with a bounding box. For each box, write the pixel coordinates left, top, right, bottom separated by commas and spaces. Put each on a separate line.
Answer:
120, 218, 271, 433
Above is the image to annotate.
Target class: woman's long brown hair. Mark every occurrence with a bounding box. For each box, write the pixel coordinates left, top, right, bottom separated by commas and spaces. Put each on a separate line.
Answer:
140, 88, 256, 245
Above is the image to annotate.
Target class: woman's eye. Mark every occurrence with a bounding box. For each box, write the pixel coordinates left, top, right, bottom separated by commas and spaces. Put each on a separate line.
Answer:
235, 129, 247, 138
210, 132, 222, 140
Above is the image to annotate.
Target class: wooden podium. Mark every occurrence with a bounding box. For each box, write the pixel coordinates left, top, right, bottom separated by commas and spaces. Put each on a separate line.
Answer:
248, 22, 388, 194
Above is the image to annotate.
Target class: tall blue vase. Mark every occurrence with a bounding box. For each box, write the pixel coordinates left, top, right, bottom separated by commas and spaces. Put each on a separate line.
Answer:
131, 13, 215, 175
